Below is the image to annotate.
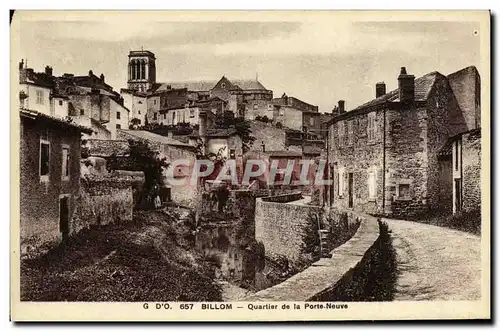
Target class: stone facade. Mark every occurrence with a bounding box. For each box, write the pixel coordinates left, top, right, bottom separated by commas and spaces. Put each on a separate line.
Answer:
461, 130, 481, 212
20, 109, 91, 255
327, 67, 480, 217
254, 194, 322, 262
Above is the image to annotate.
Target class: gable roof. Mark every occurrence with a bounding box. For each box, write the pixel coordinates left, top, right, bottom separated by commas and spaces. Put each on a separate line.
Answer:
352, 71, 440, 111
155, 81, 217, 92
229, 79, 268, 91
20, 108, 93, 134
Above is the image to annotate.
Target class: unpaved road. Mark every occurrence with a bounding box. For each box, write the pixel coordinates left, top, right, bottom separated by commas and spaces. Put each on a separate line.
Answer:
384, 218, 482, 301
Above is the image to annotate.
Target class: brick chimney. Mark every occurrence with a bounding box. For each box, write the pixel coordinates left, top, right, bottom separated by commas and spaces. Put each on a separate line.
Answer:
398, 67, 415, 104
45, 66, 53, 76
376, 82, 386, 98
338, 100, 345, 113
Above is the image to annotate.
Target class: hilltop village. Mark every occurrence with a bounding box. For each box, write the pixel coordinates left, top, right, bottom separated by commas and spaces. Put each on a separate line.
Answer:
18, 49, 482, 301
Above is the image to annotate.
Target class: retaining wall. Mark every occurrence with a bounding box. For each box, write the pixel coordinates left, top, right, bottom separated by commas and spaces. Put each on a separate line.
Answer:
245, 210, 380, 301
255, 194, 322, 262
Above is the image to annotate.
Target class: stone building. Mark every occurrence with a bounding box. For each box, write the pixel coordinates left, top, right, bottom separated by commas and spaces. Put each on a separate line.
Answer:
19, 60, 130, 140
116, 129, 199, 208
326, 66, 480, 217
438, 128, 481, 215
272, 93, 321, 134
20, 108, 92, 253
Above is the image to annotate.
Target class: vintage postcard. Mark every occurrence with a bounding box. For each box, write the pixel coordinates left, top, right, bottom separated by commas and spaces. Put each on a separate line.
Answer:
10, 10, 490, 322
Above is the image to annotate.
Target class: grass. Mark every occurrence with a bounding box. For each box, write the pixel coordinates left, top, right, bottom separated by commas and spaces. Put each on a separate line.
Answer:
20, 210, 222, 302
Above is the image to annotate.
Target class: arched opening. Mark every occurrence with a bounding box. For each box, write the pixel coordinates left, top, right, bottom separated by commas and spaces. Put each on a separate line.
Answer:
140, 60, 146, 80
131, 60, 136, 80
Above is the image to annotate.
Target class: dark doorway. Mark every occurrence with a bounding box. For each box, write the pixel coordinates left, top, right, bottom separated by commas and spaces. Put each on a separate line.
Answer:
454, 178, 462, 213
348, 173, 354, 208
59, 196, 70, 241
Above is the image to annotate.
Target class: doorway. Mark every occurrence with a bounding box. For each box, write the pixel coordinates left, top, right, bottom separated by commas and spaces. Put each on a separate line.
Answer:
454, 178, 462, 213
348, 173, 354, 208
59, 196, 70, 241
329, 165, 335, 206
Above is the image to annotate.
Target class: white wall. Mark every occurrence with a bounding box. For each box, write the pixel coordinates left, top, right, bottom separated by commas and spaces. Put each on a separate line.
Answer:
53, 97, 69, 118
19, 83, 52, 115
103, 98, 130, 139
122, 91, 147, 126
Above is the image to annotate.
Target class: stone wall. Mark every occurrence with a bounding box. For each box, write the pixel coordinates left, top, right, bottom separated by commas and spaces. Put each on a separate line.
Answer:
245, 210, 380, 301
255, 194, 322, 262
462, 130, 481, 212
73, 172, 144, 234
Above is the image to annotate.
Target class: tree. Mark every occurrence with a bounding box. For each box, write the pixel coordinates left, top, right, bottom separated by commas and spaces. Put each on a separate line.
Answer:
215, 111, 256, 153
107, 139, 169, 209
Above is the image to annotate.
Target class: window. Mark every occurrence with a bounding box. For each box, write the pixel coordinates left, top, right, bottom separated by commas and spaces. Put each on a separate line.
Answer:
454, 140, 460, 171
40, 139, 50, 181
36, 90, 44, 104
347, 120, 354, 145
338, 167, 345, 197
230, 149, 236, 159
154, 100, 157, 105
153, 112, 158, 121
164, 113, 167, 120
221, 83, 226, 88
309, 117, 314, 126
58, 100, 63, 106
398, 184, 410, 199
367, 112, 377, 142
138, 110, 141, 114
338, 122, 345, 145
62, 146, 70, 180
116, 124, 121, 129
190, 109, 195, 118
253, 104, 258, 110
80, 109, 85, 116
367, 169, 377, 200
117, 111, 121, 119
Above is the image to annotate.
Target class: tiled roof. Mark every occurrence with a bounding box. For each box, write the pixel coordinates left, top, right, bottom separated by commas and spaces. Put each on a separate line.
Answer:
156, 81, 218, 92
85, 139, 129, 157
20, 108, 93, 134
119, 129, 195, 149
229, 79, 268, 91
22, 70, 55, 88
438, 128, 481, 157
351, 71, 440, 112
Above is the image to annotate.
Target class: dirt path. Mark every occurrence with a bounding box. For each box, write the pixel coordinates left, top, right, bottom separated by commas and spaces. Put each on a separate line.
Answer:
384, 218, 481, 301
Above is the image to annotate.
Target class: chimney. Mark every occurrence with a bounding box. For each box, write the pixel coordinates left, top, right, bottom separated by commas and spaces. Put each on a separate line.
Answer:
376, 82, 386, 98
44, 66, 53, 76
100, 73, 105, 82
89, 70, 93, 77
398, 67, 415, 104
338, 100, 345, 113
167, 84, 172, 90
19, 59, 24, 70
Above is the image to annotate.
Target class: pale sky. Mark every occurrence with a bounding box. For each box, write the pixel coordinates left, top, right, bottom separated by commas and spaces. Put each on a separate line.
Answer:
15, 12, 481, 112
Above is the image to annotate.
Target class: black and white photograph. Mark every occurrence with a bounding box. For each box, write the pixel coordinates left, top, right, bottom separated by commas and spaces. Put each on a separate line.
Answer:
9, 10, 490, 321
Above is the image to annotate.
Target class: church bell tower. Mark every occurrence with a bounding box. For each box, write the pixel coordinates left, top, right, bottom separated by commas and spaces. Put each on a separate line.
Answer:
127, 50, 156, 92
